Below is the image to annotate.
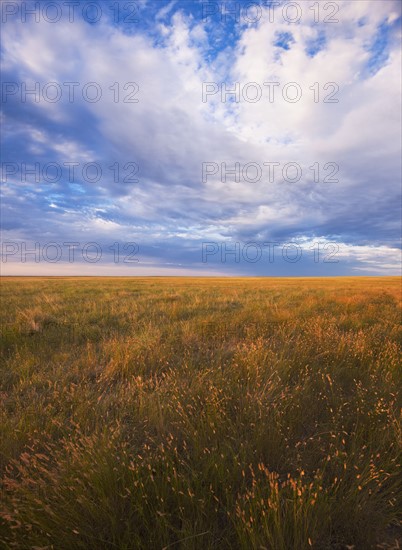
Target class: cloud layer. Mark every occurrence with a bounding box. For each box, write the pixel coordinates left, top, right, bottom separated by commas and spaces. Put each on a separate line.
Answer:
1, 0, 401, 275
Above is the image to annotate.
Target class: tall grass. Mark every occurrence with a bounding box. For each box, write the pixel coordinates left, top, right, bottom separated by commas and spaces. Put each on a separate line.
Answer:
0, 277, 401, 549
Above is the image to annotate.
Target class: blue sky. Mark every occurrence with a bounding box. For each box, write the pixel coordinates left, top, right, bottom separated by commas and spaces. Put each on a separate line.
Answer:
1, 0, 401, 275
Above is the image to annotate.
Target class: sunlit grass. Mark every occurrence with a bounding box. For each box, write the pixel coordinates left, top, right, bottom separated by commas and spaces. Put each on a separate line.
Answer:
0, 277, 401, 549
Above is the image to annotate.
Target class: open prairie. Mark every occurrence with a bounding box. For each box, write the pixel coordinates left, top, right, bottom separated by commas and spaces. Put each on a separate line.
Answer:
0, 277, 401, 549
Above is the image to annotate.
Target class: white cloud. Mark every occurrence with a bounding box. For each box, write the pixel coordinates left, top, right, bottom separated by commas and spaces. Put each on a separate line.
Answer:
1, 0, 401, 274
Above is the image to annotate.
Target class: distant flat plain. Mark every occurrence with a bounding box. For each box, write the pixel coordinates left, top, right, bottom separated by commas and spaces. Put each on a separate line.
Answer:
1, 277, 401, 549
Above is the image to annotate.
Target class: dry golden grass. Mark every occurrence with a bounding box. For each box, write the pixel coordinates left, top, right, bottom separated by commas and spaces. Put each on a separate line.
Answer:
0, 277, 401, 549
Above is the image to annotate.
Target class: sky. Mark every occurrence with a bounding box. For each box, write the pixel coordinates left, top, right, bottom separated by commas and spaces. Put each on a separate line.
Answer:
1, 0, 401, 276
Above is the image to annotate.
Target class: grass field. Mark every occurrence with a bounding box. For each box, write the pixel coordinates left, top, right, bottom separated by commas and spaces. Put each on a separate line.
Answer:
0, 277, 401, 549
